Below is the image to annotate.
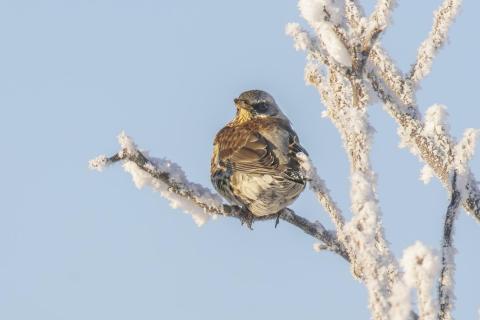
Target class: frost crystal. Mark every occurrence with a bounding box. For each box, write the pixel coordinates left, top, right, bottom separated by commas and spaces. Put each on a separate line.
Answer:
411, 0, 462, 83
285, 23, 312, 51
388, 280, 411, 320
454, 128, 479, 174
118, 131, 138, 156
122, 155, 223, 227
92, 132, 225, 227
424, 104, 449, 137
88, 154, 108, 172
298, 0, 345, 26
402, 242, 440, 320
420, 164, 434, 184
317, 24, 351, 67
453, 128, 479, 194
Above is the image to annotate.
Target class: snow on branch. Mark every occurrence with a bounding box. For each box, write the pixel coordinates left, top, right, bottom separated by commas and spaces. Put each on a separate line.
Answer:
343, 0, 364, 33
298, 0, 345, 26
367, 70, 480, 224
453, 128, 480, 187
408, 0, 462, 84
368, 0, 396, 36
285, 23, 314, 52
298, 152, 345, 231
90, 132, 223, 226
401, 242, 440, 320
300, 42, 397, 319
368, 45, 416, 109
89, 132, 349, 260
297, 0, 353, 67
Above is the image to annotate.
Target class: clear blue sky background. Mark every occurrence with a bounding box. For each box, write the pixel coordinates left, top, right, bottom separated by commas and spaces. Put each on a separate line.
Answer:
1, 1, 479, 319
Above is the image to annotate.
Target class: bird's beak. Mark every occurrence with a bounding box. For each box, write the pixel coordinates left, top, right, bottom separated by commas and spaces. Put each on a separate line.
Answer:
234, 98, 250, 110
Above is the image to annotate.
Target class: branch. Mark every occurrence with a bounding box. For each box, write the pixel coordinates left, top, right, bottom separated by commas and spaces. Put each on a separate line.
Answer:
367, 70, 480, 224
319, 64, 398, 320
89, 133, 349, 261
367, 0, 396, 39
408, 0, 462, 84
438, 172, 462, 320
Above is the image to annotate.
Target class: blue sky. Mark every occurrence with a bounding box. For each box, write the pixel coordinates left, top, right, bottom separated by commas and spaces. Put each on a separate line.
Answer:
1, 1, 479, 319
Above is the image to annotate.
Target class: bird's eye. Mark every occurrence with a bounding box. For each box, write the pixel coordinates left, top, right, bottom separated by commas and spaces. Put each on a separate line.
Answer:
254, 103, 269, 113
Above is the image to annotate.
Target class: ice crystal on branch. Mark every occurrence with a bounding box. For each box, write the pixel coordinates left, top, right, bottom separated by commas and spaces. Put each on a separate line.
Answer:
285, 23, 312, 51
402, 242, 440, 320
89, 154, 108, 172
317, 24, 352, 67
410, 0, 462, 84
424, 104, 450, 137
298, 0, 345, 26
454, 129, 479, 175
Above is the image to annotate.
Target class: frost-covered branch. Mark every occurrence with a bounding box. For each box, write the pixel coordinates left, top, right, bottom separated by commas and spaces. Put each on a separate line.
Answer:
298, 152, 345, 231
367, 70, 480, 224
408, 0, 462, 84
290, 2, 404, 318
368, 0, 396, 39
400, 242, 440, 320
89, 132, 349, 260
438, 172, 462, 320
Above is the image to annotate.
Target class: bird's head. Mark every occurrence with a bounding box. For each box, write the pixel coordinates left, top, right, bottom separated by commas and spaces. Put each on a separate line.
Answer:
232, 90, 287, 123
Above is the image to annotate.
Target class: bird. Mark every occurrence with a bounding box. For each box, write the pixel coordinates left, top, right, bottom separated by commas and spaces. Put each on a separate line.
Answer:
210, 90, 308, 228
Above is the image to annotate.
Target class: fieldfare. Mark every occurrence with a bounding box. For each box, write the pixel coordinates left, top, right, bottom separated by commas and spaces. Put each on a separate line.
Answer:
210, 90, 308, 227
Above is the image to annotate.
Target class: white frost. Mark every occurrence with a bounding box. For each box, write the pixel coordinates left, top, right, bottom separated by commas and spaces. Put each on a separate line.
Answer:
453, 128, 479, 193
285, 22, 312, 51
89, 154, 108, 172
317, 24, 352, 67
411, 0, 462, 83
401, 241, 440, 320
100, 132, 224, 227
420, 164, 434, 184
424, 104, 449, 137
388, 280, 411, 320
313, 242, 328, 252
118, 131, 138, 156
298, 0, 344, 26
122, 155, 223, 226
297, 0, 351, 67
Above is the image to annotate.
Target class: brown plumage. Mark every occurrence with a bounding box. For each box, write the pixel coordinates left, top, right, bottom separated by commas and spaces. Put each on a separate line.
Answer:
210, 90, 308, 218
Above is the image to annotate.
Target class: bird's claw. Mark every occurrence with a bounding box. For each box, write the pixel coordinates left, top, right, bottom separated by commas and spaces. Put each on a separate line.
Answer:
240, 208, 255, 230
275, 211, 282, 228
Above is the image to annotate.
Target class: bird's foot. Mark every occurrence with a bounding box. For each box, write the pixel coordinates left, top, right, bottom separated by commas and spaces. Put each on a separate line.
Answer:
239, 208, 255, 230
274, 211, 282, 228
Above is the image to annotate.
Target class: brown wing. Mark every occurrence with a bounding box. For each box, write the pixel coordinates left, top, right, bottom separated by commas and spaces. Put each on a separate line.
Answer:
212, 125, 279, 176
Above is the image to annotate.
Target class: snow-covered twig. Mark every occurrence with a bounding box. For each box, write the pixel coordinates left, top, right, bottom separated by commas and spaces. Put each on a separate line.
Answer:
344, 0, 364, 33
367, 70, 480, 223
408, 0, 462, 84
368, 45, 416, 107
438, 171, 462, 320
314, 62, 397, 320
298, 152, 345, 231
368, 0, 396, 40
89, 132, 349, 260
401, 242, 440, 320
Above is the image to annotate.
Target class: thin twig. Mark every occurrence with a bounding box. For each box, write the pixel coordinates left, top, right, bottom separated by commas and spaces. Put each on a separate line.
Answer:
438, 171, 462, 320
